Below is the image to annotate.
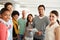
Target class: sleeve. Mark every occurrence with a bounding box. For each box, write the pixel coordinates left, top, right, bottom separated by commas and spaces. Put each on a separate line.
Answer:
33, 18, 35, 28
18, 19, 20, 30
32, 28, 38, 34
0, 23, 7, 40
46, 17, 50, 26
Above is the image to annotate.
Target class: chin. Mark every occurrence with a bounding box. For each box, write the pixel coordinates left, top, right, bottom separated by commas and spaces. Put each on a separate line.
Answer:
6, 20, 9, 22
51, 21, 55, 23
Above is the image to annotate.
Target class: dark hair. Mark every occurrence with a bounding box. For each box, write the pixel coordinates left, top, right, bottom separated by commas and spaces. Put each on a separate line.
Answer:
0, 8, 9, 14
11, 11, 19, 17
26, 14, 33, 27
4, 2, 13, 8
0, 11, 1, 14
38, 5, 45, 10
50, 10, 60, 24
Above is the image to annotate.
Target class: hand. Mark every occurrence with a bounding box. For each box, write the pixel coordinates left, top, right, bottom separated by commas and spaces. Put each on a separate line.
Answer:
8, 25, 11, 29
28, 29, 32, 32
36, 31, 42, 36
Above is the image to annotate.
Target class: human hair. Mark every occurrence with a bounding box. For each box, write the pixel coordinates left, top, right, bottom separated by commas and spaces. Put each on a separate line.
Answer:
11, 10, 19, 17
0, 8, 9, 14
26, 14, 33, 27
4, 2, 13, 8
50, 10, 60, 24
0, 10, 1, 14
38, 5, 45, 10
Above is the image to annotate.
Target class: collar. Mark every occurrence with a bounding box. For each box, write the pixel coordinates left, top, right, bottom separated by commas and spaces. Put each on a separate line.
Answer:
0, 18, 8, 26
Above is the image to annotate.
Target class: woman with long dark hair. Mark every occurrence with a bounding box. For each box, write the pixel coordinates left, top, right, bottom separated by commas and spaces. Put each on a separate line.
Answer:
24, 14, 39, 40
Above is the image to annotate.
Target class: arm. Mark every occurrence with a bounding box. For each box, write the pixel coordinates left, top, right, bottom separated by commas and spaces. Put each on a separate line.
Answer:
0, 23, 7, 40
55, 26, 60, 40
33, 18, 35, 28
18, 20, 20, 30
46, 17, 50, 26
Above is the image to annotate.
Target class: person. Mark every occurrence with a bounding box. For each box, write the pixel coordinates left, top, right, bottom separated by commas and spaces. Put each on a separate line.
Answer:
33, 5, 50, 40
24, 14, 39, 40
45, 10, 60, 40
0, 8, 11, 40
4, 2, 13, 40
18, 10, 27, 40
12, 11, 20, 40
4, 2, 13, 13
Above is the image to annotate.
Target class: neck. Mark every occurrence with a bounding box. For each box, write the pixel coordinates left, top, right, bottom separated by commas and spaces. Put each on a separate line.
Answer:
22, 17, 25, 19
29, 21, 32, 24
49, 22, 56, 27
39, 14, 44, 17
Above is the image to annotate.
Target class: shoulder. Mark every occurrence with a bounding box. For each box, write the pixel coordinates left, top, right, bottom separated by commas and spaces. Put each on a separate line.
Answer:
44, 16, 48, 19
33, 16, 39, 20
18, 18, 22, 20
56, 26, 60, 30
0, 23, 7, 29
0, 23, 5, 26
18, 18, 22, 21
34, 16, 39, 18
55, 26, 60, 32
44, 16, 49, 21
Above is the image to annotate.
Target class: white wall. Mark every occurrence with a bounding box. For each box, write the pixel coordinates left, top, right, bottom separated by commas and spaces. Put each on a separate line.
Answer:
0, 0, 60, 20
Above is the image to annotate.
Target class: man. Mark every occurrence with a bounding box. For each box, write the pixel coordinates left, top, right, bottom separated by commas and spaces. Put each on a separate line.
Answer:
4, 2, 13, 40
33, 5, 50, 40
18, 10, 27, 40
4, 2, 13, 13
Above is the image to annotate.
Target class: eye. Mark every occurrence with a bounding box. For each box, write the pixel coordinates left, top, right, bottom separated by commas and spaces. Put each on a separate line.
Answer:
49, 15, 51, 17
52, 16, 54, 18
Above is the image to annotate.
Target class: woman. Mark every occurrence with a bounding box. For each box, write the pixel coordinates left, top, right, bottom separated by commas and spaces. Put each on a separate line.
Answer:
11, 11, 19, 40
45, 10, 60, 40
24, 14, 39, 40
0, 8, 11, 40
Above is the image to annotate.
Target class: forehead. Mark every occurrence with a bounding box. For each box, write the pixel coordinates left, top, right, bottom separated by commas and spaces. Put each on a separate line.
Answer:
39, 7, 43, 9
28, 15, 33, 18
38, 7, 45, 10
3, 11, 10, 14
50, 13, 57, 17
7, 5, 13, 7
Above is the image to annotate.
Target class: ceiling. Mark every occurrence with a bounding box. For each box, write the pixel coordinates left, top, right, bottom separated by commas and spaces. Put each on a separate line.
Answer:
0, 0, 60, 7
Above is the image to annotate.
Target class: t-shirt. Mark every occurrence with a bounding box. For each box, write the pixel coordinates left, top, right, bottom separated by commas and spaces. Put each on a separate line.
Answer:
18, 18, 26, 35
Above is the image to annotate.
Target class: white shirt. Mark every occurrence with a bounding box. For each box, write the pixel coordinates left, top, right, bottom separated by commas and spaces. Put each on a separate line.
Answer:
39, 16, 45, 19
45, 22, 59, 40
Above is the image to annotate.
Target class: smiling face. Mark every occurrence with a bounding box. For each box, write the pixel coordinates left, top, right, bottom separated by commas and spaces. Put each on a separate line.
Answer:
1, 11, 11, 22
13, 14, 19, 20
49, 13, 58, 23
7, 5, 13, 13
28, 15, 33, 22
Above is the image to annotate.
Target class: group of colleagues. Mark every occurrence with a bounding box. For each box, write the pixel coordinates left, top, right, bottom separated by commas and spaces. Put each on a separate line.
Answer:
0, 2, 60, 40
